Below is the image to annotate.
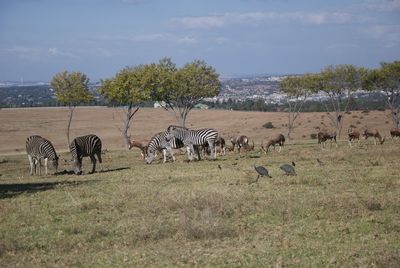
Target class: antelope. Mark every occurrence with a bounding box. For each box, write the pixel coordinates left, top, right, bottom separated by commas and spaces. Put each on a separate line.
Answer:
317, 131, 337, 148
363, 129, 385, 145
129, 139, 149, 159
261, 134, 285, 153
347, 128, 360, 147
202, 136, 226, 156
230, 135, 249, 154
390, 128, 400, 141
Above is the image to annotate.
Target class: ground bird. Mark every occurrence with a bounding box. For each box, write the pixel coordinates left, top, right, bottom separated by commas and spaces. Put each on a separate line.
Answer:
280, 162, 296, 176
316, 158, 324, 166
218, 164, 222, 170
254, 165, 272, 178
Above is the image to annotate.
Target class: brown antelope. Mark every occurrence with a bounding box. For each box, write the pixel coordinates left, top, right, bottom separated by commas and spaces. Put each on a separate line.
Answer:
347, 128, 360, 147
317, 131, 337, 148
230, 135, 249, 154
363, 129, 385, 145
261, 134, 285, 153
129, 139, 149, 159
202, 136, 226, 156
390, 128, 400, 141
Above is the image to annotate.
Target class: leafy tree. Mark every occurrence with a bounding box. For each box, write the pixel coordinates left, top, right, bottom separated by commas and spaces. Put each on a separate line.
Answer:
363, 61, 400, 129
51, 71, 92, 146
154, 59, 220, 126
279, 74, 315, 140
310, 65, 366, 137
98, 65, 152, 149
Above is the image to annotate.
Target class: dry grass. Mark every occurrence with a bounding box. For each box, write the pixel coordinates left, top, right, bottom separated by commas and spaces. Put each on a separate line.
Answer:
0, 139, 399, 266
0, 107, 394, 154
0, 107, 399, 266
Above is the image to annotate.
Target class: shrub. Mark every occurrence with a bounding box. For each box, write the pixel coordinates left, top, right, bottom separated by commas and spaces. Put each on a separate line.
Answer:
263, 122, 275, 129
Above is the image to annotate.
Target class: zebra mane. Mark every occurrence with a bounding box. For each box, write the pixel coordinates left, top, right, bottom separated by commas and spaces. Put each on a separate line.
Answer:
167, 125, 189, 131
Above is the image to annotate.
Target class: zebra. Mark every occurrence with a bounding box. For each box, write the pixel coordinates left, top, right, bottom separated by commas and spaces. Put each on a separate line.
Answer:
26, 135, 58, 175
69, 134, 102, 175
145, 131, 185, 164
166, 125, 219, 161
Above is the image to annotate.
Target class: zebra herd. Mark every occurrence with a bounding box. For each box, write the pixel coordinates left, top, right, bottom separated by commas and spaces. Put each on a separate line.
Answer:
25, 125, 219, 175
26, 134, 102, 175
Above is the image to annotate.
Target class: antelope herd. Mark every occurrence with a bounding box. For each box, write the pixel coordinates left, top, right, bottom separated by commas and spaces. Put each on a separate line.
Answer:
25, 124, 399, 175
125, 126, 398, 165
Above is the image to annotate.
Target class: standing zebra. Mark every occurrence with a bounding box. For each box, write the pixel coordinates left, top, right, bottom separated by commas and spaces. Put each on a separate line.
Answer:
145, 131, 185, 164
26, 135, 58, 175
70, 134, 102, 175
166, 125, 218, 161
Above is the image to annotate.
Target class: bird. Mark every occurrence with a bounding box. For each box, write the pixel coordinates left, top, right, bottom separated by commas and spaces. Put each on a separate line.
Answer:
280, 163, 296, 176
218, 164, 222, 170
316, 158, 324, 166
254, 165, 272, 178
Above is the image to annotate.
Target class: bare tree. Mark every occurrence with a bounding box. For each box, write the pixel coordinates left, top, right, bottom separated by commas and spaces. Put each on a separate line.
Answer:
312, 65, 366, 138
363, 60, 400, 129
98, 66, 152, 149
51, 71, 93, 146
279, 74, 315, 140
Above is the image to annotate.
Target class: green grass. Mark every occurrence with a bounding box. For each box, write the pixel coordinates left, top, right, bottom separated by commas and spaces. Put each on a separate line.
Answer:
0, 141, 399, 267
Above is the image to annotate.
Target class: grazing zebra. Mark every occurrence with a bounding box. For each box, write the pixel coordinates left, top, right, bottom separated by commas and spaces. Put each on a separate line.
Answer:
26, 135, 58, 175
145, 131, 185, 164
70, 134, 102, 174
166, 125, 218, 161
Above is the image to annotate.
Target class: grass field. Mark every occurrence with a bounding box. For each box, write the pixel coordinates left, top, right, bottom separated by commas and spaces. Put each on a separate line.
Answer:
1, 136, 399, 266
0, 107, 394, 154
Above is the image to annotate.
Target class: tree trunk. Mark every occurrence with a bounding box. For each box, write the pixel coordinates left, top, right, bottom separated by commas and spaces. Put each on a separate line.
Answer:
122, 117, 131, 150
66, 106, 75, 147
391, 108, 399, 129
121, 104, 140, 150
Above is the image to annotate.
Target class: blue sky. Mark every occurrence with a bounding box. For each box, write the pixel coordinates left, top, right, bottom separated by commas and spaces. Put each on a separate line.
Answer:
0, 0, 399, 81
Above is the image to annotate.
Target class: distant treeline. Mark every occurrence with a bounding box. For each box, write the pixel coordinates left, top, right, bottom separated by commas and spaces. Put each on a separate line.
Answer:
204, 93, 388, 113
0, 84, 390, 112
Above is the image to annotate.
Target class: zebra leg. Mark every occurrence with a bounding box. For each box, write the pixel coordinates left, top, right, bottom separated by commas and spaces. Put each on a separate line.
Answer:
90, 155, 97, 174
168, 147, 176, 162
96, 152, 103, 171
37, 158, 42, 175
187, 145, 194, 161
44, 158, 48, 175
28, 155, 35, 175
210, 142, 216, 160
162, 149, 167, 163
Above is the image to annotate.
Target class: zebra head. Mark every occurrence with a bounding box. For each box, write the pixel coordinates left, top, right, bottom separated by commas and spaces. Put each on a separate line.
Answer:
49, 155, 59, 173
70, 140, 83, 175
145, 151, 156, 164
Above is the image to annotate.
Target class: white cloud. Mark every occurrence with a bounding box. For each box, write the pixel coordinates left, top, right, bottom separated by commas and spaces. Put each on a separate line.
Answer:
169, 11, 360, 29
176, 36, 197, 44
361, 0, 400, 12
366, 24, 400, 47
47, 47, 79, 59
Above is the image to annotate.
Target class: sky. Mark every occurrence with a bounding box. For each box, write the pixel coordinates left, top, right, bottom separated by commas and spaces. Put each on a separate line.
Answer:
0, 0, 399, 81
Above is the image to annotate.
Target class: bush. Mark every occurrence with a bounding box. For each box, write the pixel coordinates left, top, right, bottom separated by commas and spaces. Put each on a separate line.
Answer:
263, 122, 275, 129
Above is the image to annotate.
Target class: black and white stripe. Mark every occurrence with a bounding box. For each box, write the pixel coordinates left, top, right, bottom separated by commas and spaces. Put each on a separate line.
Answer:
145, 131, 184, 164
69, 134, 102, 174
26, 135, 58, 175
166, 125, 219, 161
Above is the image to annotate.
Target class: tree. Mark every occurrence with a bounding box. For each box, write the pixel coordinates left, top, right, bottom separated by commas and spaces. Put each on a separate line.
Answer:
363, 61, 400, 129
279, 74, 313, 140
154, 59, 220, 126
98, 65, 152, 149
311, 65, 366, 138
51, 71, 92, 146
